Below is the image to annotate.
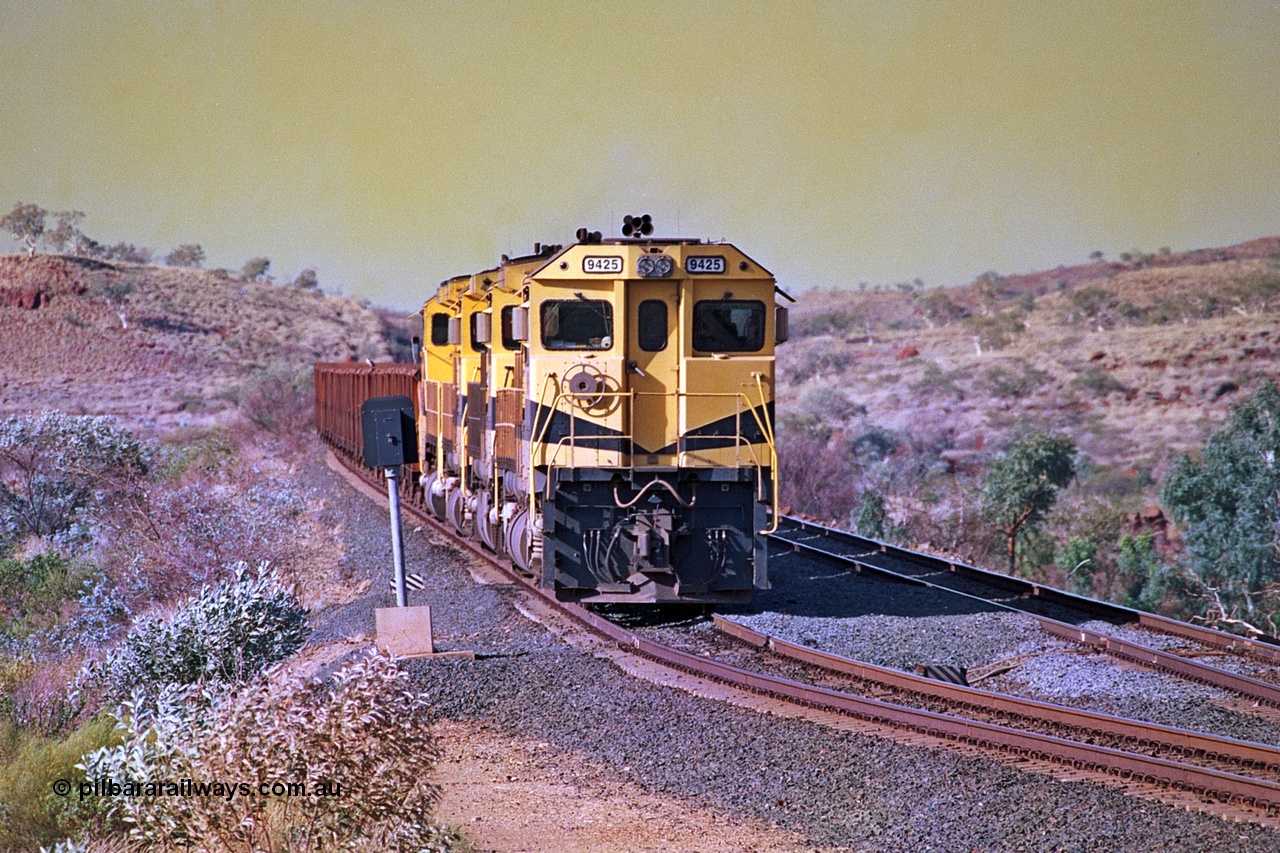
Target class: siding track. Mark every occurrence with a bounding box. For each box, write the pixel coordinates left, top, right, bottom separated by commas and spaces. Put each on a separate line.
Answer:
772, 515, 1280, 708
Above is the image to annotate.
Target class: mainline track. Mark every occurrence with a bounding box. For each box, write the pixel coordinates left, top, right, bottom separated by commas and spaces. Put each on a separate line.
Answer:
328, 447, 1280, 823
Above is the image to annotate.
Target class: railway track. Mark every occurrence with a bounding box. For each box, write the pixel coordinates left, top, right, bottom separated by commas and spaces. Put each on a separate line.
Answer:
711, 616, 1280, 784
328, 447, 1280, 824
772, 515, 1280, 709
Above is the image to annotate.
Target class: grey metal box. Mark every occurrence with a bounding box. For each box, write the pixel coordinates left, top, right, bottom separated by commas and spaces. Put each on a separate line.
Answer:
360, 395, 418, 468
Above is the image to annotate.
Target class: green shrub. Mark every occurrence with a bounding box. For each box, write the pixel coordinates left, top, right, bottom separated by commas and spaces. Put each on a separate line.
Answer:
94, 563, 308, 704
1060, 286, 1119, 327
0, 552, 95, 640
1222, 269, 1280, 315
964, 310, 1025, 351
981, 431, 1077, 573
1070, 367, 1128, 397
164, 244, 204, 268
1054, 538, 1098, 593
238, 370, 315, 436
914, 288, 967, 327
1016, 530, 1057, 579
156, 427, 238, 479
790, 307, 862, 338
853, 492, 888, 539
978, 361, 1050, 399
848, 428, 899, 462
782, 344, 859, 382
1162, 383, 1280, 635
910, 362, 964, 399
1115, 533, 1162, 608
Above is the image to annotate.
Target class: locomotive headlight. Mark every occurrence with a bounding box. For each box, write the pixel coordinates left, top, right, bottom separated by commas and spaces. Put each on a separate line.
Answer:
637, 254, 674, 277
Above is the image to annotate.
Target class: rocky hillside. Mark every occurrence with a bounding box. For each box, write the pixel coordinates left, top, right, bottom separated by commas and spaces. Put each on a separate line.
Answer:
773, 233, 1280, 609
0, 254, 396, 432
780, 235, 1280, 481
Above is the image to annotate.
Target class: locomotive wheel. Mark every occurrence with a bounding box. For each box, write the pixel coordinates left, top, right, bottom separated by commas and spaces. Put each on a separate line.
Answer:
475, 490, 498, 551
423, 472, 448, 521
505, 506, 532, 574
447, 486, 472, 536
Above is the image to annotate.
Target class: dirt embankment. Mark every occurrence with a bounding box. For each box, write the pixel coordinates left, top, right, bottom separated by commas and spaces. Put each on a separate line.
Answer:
0, 253, 393, 432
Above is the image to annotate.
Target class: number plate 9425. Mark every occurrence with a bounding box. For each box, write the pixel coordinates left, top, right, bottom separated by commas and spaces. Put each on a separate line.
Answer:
685, 255, 726, 274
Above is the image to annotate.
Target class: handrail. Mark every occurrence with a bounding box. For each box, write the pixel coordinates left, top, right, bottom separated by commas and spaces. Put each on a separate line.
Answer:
750, 371, 779, 535
614, 479, 695, 509
527, 372, 563, 550
533, 386, 771, 488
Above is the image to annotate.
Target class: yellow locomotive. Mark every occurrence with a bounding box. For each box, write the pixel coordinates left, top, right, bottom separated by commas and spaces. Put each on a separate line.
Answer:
325, 218, 787, 604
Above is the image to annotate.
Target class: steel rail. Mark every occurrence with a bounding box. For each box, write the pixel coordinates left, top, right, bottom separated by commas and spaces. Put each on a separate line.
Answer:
714, 615, 1280, 778
775, 514, 1280, 663
325, 446, 1280, 814
772, 516, 1280, 708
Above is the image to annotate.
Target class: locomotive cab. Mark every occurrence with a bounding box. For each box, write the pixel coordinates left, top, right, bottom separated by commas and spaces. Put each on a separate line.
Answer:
523, 239, 779, 603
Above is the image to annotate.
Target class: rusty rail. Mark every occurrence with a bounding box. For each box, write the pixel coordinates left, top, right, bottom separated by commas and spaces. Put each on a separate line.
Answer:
771, 516, 1280, 708
715, 615, 1280, 779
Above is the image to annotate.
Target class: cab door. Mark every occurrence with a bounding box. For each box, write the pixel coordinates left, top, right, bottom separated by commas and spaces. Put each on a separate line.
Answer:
626, 281, 680, 462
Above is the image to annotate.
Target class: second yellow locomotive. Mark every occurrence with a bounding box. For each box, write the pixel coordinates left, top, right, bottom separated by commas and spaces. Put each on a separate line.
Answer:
416, 219, 786, 603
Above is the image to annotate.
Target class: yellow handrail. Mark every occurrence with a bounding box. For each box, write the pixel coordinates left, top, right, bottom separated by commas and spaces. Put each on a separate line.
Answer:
527, 372, 563, 549
750, 372, 780, 535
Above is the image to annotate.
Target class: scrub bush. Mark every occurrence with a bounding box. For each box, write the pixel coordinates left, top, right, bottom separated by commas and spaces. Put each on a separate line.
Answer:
113, 468, 311, 602
82, 652, 456, 851
93, 562, 308, 705
0, 552, 95, 640
0, 413, 151, 543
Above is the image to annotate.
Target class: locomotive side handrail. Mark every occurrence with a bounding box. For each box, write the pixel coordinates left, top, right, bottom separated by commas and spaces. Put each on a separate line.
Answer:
750, 371, 780, 535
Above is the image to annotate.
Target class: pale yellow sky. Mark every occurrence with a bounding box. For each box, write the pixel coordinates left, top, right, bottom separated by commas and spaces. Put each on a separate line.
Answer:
2, 1, 1277, 307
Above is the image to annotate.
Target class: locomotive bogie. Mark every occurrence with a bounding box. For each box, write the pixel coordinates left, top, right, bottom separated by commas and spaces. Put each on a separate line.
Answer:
540, 466, 766, 603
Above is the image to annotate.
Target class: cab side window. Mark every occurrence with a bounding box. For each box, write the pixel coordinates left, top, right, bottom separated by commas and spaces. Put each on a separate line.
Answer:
692, 300, 765, 352
541, 300, 613, 350
430, 313, 450, 346
500, 305, 519, 351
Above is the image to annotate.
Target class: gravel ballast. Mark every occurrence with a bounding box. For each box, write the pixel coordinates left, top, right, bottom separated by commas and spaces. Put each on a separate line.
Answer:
310, 452, 1280, 852
731, 550, 1280, 747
